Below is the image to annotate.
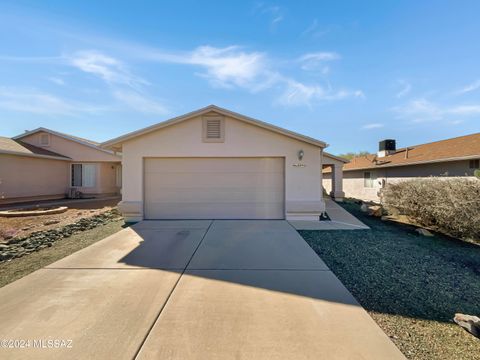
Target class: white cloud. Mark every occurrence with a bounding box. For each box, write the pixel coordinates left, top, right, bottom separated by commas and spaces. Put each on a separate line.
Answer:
362, 123, 384, 129
353, 90, 366, 99
396, 80, 411, 98
448, 105, 480, 115
393, 98, 480, 122
456, 79, 480, 95
301, 19, 331, 38
188, 46, 269, 89
146, 45, 360, 106
67, 50, 169, 115
0, 87, 104, 115
47, 77, 65, 86
298, 52, 340, 72
393, 99, 442, 122
253, 3, 284, 29
68, 50, 148, 89
1, 37, 362, 110
113, 90, 168, 115
142, 45, 271, 91
277, 79, 364, 107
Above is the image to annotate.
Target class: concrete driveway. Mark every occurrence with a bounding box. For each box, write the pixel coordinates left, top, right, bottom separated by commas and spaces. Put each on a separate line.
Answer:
0, 220, 404, 360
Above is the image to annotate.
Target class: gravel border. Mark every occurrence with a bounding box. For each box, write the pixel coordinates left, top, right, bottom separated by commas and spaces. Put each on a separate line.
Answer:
300, 202, 480, 360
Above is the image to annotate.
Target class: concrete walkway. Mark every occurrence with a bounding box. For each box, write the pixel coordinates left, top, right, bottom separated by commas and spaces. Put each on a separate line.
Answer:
0, 220, 404, 360
289, 198, 370, 230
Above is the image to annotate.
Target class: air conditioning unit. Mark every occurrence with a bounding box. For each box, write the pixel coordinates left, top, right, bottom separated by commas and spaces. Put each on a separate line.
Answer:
68, 188, 82, 199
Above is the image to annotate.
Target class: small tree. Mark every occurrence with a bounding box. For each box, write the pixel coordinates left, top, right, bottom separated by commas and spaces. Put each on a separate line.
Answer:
337, 151, 372, 161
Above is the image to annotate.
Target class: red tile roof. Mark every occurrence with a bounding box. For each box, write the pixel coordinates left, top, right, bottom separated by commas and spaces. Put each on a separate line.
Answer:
344, 133, 480, 171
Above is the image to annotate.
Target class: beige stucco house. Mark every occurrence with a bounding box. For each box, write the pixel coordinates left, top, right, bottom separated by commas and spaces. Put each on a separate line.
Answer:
322, 152, 348, 201
338, 133, 480, 202
103, 105, 340, 222
0, 128, 121, 204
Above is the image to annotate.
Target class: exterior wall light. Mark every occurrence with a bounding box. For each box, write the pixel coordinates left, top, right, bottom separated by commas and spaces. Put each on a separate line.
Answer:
298, 150, 304, 161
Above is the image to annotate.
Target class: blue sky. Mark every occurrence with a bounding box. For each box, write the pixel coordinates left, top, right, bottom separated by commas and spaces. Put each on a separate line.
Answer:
0, 0, 479, 154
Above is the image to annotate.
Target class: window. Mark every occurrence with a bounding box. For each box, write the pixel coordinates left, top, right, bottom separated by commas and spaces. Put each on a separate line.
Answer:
71, 164, 96, 187
364, 171, 376, 188
469, 159, 480, 169
39, 133, 50, 146
202, 116, 224, 142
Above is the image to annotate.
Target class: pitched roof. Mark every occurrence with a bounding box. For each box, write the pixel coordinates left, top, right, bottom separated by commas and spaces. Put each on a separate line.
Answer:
344, 132, 480, 171
0, 137, 70, 160
323, 152, 349, 163
101, 105, 328, 150
14, 127, 115, 155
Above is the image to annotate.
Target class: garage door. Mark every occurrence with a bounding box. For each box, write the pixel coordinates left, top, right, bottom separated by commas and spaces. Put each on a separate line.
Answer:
144, 158, 284, 219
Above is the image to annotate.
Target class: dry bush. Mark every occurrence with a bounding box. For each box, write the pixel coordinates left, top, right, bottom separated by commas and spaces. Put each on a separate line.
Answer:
382, 178, 480, 241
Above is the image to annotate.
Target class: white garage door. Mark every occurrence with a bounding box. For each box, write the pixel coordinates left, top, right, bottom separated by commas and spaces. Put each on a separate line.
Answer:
144, 158, 285, 219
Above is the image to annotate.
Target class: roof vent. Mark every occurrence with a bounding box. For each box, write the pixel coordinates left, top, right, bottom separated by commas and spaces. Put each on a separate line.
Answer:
378, 139, 396, 157
206, 119, 221, 138
202, 116, 224, 142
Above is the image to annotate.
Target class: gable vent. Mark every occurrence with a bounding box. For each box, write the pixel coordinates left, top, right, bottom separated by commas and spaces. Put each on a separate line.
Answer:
206, 119, 221, 139
203, 116, 224, 142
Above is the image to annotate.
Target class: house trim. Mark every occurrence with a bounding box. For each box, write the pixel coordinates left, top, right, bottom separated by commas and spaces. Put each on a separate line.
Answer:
344, 154, 480, 172
101, 105, 328, 150
0, 149, 71, 161
14, 127, 117, 156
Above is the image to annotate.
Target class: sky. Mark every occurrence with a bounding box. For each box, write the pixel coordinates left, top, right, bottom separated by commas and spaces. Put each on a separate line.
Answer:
0, 0, 479, 154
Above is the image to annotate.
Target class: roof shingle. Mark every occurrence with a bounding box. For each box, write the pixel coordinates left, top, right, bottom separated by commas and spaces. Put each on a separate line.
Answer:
344, 133, 480, 171
0, 137, 70, 159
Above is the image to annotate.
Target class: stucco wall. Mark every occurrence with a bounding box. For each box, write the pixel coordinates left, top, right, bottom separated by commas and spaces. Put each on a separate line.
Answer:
343, 160, 477, 202
323, 172, 332, 194
21, 132, 120, 162
72, 162, 120, 196
0, 154, 69, 203
120, 113, 323, 221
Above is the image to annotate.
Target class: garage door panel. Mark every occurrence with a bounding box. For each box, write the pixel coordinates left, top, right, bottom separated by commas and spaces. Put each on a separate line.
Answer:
144, 158, 284, 220
145, 202, 285, 220
145, 158, 284, 174
145, 173, 284, 189
147, 188, 284, 203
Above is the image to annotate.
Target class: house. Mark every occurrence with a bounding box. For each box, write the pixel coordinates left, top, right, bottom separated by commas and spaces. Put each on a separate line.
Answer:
102, 105, 341, 222
0, 128, 121, 204
337, 133, 480, 202
322, 152, 349, 201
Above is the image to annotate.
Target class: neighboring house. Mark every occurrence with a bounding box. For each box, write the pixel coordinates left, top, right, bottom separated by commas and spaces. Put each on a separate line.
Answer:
339, 133, 480, 202
0, 128, 121, 204
102, 105, 339, 222
322, 152, 349, 201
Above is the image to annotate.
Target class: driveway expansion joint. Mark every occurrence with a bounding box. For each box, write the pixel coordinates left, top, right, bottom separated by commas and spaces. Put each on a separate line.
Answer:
132, 220, 214, 360
185, 268, 332, 271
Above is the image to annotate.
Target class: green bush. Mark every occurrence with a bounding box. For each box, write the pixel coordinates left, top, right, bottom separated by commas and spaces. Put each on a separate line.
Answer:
382, 178, 480, 240
475, 169, 480, 179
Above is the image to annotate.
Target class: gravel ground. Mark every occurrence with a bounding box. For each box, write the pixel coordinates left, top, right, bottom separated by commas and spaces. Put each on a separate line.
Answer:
300, 202, 480, 360
0, 199, 118, 241
0, 219, 126, 288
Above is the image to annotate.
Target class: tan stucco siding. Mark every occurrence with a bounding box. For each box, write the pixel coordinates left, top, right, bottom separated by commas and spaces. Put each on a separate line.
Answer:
0, 154, 69, 202
70, 162, 120, 196
343, 160, 477, 202
323, 172, 332, 194
21, 132, 120, 162
121, 114, 323, 220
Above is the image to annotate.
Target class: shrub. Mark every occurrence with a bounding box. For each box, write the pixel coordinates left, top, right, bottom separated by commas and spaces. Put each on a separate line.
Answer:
382, 178, 480, 241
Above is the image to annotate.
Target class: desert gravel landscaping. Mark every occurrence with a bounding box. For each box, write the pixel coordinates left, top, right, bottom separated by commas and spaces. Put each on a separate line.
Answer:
0, 199, 118, 240
0, 219, 126, 288
300, 202, 480, 360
